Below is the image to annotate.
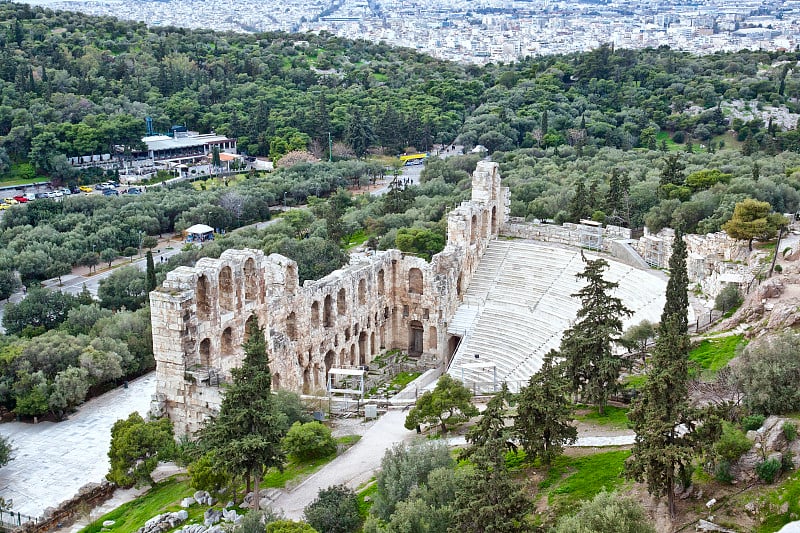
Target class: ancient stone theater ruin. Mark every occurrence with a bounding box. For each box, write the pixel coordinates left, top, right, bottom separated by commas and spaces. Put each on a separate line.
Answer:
151, 161, 669, 435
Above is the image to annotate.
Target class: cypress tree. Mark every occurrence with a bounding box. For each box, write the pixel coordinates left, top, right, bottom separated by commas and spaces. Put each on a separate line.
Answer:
200, 322, 285, 509
514, 351, 577, 464
626, 229, 702, 518
145, 251, 156, 293
450, 438, 528, 533
561, 255, 632, 414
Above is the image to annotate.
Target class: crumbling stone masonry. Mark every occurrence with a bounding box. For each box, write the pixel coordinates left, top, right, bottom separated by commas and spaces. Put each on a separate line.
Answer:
150, 161, 509, 436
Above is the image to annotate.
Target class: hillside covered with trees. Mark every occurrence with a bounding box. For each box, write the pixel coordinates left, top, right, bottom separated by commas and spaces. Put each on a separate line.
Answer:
5, 3, 800, 530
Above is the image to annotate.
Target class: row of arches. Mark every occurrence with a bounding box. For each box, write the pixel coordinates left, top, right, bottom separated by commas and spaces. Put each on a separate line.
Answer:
196, 258, 262, 319
306, 267, 394, 329
197, 315, 259, 368
469, 206, 499, 246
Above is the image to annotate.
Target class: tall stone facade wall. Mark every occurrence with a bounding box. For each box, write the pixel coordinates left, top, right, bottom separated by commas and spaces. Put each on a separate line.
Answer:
151, 161, 509, 436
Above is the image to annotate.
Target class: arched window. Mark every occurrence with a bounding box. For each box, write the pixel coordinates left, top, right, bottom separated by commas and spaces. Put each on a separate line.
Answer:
287, 312, 298, 341
199, 338, 211, 367
197, 275, 210, 319
221, 327, 233, 355
311, 301, 320, 328
219, 266, 234, 312
358, 278, 366, 304
324, 350, 335, 376
243, 315, 258, 343
470, 214, 477, 244
491, 205, 498, 234
408, 268, 423, 295
337, 288, 347, 315
244, 258, 257, 302
286, 264, 298, 294
324, 295, 334, 327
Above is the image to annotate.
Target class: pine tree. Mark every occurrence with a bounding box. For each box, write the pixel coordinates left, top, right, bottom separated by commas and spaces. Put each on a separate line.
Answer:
561, 255, 632, 414
658, 153, 685, 197
625, 230, 703, 518
450, 438, 528, 533
514, 351, 577, 464
541, 109, 549, 134
462, 383, 514, 458
568, 179, 590, 222
605, 168, 622, 215
200, 321, 285, 509
145, 251, 157, 293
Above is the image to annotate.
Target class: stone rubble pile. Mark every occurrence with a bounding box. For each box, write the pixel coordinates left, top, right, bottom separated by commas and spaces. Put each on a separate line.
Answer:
136, 510, 189, 533
137, 490, 241, 533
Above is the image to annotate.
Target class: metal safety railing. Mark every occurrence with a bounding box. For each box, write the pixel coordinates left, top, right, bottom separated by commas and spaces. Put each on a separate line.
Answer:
0, 508, 38, 531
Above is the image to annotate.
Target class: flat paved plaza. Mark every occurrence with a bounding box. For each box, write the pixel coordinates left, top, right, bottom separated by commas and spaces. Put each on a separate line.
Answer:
0, 373, 155, 518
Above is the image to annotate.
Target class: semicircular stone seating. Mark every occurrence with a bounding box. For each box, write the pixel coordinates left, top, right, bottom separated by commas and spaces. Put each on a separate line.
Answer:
447, 240, 669, 393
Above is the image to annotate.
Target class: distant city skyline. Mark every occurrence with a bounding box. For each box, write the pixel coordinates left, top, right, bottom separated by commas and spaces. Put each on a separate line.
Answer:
22, 0, 800, 62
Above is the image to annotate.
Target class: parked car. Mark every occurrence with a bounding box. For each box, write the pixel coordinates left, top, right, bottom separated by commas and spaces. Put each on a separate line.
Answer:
61, 188, 72, 195
102, 189, 119, 196
51, 191, 63, 198
24, 193, 36, 201
0, 204, 10, 210
79, 186, 93, 193
13, 196, 28, 203
126, 187, 142, 195
35, 192, 48, 199
3, 198, 18, 205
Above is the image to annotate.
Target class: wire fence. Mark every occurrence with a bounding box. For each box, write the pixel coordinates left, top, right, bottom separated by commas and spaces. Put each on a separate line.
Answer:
0, 508, 38, 531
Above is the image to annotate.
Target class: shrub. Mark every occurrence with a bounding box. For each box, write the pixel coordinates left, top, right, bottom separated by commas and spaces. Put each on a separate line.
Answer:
266, 520, 317, 533
784, 422, 797, 442
756, 458, 782, 483
372, 441, 454, 521
714, 284, 742, 312
743, 414, 766, 431
731, 333, 800, 415
714, 422, 753, 463
774, 264, 783, 273
782, 452, 795, 473
281, 422, 337, 462
304, 485, 361, 533
714, 460, 734, 484
553, 490, 655, 533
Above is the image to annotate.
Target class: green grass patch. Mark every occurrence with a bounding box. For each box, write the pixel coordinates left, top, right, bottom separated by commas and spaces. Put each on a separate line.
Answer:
747, 469, 800, 532
539, 450, 631, 509
689, 334, 744, 379
80, 477, 195, 533
623, 375, 647, 390
262, 454, 336, 488
344, 229, 369, 250
191, 174, 246, 191
357, 480, 379, 518
390, 371, 421, 389
337, 434, 362, 447
0, 176, 48, 187
574, 405, 630, 429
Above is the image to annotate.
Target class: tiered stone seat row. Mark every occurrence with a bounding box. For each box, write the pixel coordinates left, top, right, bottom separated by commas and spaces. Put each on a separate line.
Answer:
448, 240, 668, 392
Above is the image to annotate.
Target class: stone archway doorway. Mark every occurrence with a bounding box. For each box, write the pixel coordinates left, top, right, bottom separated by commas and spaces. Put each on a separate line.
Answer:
409, 320, 424, 356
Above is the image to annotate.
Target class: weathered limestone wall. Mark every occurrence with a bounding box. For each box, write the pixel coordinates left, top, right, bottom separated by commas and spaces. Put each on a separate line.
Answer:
502, 219, 634, 252
151, 161, 508, 436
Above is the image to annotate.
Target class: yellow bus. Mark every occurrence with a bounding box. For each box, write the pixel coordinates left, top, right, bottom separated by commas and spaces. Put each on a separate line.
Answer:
399, 153, 427, 165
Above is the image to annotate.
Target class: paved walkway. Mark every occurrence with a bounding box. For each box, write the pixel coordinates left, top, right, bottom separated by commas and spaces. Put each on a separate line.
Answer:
270, 410, 416, 520
0, 373, 156, 518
